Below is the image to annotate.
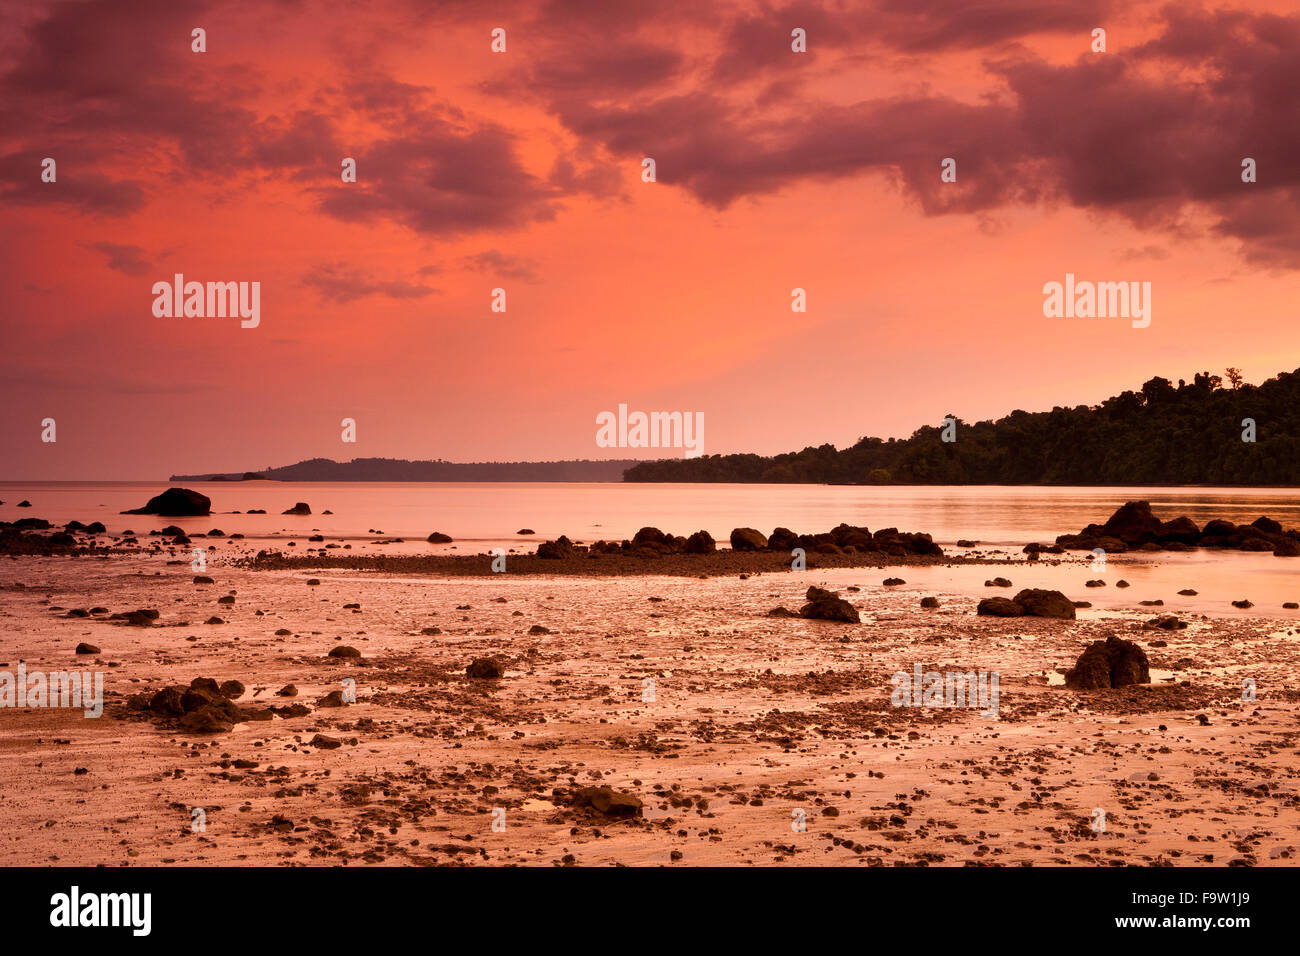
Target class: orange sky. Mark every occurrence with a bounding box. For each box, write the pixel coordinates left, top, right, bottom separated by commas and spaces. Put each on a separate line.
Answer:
2, 0, 1298, 479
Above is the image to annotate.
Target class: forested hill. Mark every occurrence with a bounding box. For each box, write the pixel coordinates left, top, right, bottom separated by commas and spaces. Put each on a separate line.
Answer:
623, 369, 1300, 485
172, 457, 644, 482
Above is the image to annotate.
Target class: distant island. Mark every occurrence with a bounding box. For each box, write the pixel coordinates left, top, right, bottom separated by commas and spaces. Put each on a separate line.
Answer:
624, 367, 1300, 485
172, 457, 646, 482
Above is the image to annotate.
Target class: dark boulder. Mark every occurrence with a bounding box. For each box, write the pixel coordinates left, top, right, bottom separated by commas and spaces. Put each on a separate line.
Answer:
1013, 588, 1076, 619
571, 786, 643, 817
683, 530, 716, 554
467, 657, 505, 679
426, 531, 452, 543
122, 488, 211, 517
730, 527, 768, 551
536, 535, 574, 559
282, 502, 311, 515
1100, 501, 1163, 545
977, 596, 1024, 617
1064, 636, 1150, 689
767, 527, 799, 551
799, 586, 860, 623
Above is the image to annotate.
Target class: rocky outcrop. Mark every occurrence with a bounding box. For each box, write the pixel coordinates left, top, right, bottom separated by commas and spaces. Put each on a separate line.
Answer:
122, 487, 211, 517
282, 502, 312, 515
1057, 500, 1300, 555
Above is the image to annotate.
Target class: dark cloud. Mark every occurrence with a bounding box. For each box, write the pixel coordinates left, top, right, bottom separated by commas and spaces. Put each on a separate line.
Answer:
83, 240, 150, 275
302, 262, 437, 303
463, 250, 540, 282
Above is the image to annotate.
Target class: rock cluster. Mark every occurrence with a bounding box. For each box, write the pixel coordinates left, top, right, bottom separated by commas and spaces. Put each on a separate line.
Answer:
1057, 500, 1299, 556
977, 588, 1076, 619
536, 523, 942, 558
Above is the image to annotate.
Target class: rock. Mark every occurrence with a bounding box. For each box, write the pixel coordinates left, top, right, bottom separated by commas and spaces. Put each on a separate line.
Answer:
74, 643, 100, 655
309, 734, 342, 749
193, 575, 214, 584
528, 624, 551, 635
800, 589, 860, 622
274, 628, 292, 636
1158, 516, 1201, 544
729, 527, 768, 551
276, 684, 298, 697
1232, 599, 1254, 609
1012, 589, 1076, 619
1115, 580, 1130, 588
1178, 588, 1197, 595
283, 502, 311, 515
421, 626, 442, 635
1138, 599, 1163, 606
536, 536, 574, 559
17, 500, 31, 507
767, 527, 799, 551
920, 597, 939, 608
767, 606, 798, 617
1146, 615, 1186, 630
1252, 516, 1283, 535
985, 577, 1013, 588
317, 690, 347, 707
1064, 635, 1150, 689
1085, 579, 1105, 587
571, 786, 643, 817
219, 680, 245, 698
683, 530, 716, 554
122, 487, 211, 517
205, 616, 224, 625
977, 596, 1024, 617
1273, 538, 1300, 557
306, 578, 321, 586
86, 522, 106, 534
467, 657, 505, 679
517, 528, 535, 534
1099, 501, 1164, 545
957, 539, 976, 547
426, 532, 452, 543
883, 577, 905, 586
179, 705, 235, 734
328, 645, 361, 658
1283, 602, 1299, 610
148, 687, 187, 717
805, 586, 837, 601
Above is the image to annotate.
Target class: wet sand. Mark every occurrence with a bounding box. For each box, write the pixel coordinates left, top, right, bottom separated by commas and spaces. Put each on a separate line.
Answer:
2, 541, 1298, 867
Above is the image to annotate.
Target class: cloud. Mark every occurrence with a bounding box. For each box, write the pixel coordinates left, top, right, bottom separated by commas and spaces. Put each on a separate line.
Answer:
82, 241, 150, 276
463, 250, 540, 282
301, 263, 438, 303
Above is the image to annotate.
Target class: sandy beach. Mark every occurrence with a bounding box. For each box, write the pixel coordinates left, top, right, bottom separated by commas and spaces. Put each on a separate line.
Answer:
3, 523, 1297, 867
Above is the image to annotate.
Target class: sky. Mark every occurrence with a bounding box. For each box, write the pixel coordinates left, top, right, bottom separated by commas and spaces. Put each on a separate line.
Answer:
1, 0, 1298, 479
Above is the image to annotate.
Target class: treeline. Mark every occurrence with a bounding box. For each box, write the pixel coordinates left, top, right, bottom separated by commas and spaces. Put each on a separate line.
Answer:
174, 457, 645, 482
623, 369, 1300, 485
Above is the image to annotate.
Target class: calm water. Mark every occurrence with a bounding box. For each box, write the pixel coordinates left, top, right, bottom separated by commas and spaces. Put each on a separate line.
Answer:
3, 482, 1299, 548
3, 482, 1298, 614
